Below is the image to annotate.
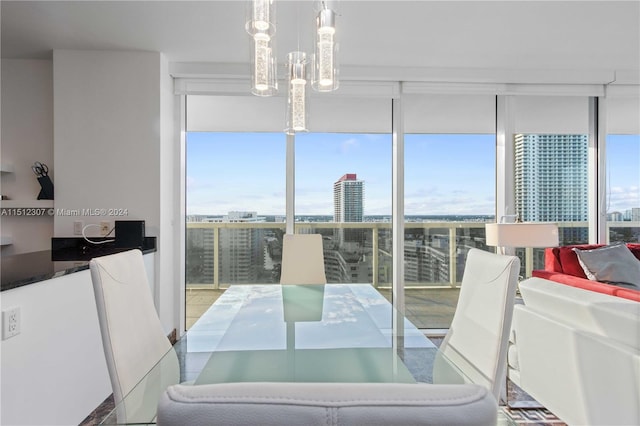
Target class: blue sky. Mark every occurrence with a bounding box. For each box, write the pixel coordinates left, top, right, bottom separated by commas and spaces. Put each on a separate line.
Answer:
186, 132, 639, 217
606, 135, 640, 213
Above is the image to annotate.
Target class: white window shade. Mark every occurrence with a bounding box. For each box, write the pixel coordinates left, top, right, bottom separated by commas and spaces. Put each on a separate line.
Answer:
513, 96, 589, 134
307, 97, 390, 133
403, 94, 495, 134
187, 95, 391, 133
607, 95, 640, 135
188, 95, 285, 132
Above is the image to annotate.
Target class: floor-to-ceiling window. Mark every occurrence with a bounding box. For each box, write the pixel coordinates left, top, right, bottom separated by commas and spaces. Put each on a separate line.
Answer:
185, 95, 287, 328
184, 94, 394, 329
294, 97, 392, 289
606, 94, 640, 243
181, 89, 635, 331
402, 94, 496, 329
606, 134, 640, 242
507, 95, 591, 275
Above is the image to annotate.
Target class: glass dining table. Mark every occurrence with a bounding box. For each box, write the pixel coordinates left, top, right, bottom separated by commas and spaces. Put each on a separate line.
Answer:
100, 284, 513, 425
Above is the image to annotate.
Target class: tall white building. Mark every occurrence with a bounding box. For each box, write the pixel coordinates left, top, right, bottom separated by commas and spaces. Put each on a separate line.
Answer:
331, 174, 367, 282
514, 134, 589, 243
333, 173, 364, 223
515, 134, 589, 222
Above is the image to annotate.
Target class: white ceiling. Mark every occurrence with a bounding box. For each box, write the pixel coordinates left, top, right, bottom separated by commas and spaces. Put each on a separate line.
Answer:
2, 1, 639, 84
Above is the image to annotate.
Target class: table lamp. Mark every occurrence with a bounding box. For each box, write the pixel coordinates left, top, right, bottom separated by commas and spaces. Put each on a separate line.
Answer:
485, 222, 559, 255
485, 221, 559, 281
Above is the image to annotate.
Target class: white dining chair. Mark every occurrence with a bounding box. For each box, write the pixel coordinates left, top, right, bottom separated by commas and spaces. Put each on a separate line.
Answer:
280, 234, 327, 285
156, 382, 498, 426
434, 248, 520, 402
90, 249, 179, 422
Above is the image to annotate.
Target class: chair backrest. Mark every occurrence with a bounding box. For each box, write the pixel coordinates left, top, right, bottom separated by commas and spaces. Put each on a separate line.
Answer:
156, 382, 498, 426
280, 234, 327, 285
435, 248, 520, 401
90, 249, 179, 420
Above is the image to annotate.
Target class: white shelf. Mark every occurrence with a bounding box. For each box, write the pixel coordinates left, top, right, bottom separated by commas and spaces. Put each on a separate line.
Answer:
0, 162, 14, 173
0, 236, 13, 246
0, 200, 54, 208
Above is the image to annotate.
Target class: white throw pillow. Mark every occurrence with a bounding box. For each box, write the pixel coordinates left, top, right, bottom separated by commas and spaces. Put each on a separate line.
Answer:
573, 243, 640, 289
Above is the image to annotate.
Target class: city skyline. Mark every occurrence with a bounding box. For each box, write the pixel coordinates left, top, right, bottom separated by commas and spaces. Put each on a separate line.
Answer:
186, 132, 639, 218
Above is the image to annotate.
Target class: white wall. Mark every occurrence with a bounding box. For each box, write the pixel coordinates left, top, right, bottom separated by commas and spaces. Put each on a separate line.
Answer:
53, 50, 161, 238
0, 59, 54, 255
0, 254, 155, 426
52, 49, 178, 332
1, 50, 177, 425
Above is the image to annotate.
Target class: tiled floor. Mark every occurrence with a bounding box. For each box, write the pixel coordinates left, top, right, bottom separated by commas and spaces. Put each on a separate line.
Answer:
83, 286, 566, 425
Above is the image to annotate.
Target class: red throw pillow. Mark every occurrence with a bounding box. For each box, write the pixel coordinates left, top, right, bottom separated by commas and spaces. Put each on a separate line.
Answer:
558, 244, 604, 278
627, 244, 640, 261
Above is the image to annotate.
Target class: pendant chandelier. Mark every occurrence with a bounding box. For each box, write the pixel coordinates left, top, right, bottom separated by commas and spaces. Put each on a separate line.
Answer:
246, 0, 277, 96
284, 51, 308, 134
312, 4, 338, 92
246, 0, 339, 134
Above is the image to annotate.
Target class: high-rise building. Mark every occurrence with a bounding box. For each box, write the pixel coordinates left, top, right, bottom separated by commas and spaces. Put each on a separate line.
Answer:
514, 134, 589, 243
333, 173, 364, 222
216, 211, 265, 284
186, 211, 266, 285
331, 174, 367, 282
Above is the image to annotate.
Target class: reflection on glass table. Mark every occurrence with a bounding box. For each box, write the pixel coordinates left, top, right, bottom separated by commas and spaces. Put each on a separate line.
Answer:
100, 284, 513, 425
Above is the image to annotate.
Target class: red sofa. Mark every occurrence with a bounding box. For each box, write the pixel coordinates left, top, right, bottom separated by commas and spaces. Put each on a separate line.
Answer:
532, 243, 640, 302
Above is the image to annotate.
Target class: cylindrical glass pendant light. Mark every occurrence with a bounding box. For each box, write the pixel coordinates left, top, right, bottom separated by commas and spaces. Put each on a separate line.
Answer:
246, 0, 275, 35
285, 51, 309, 134
251, 32, 277, 96
312, 4, 338, 91
247, 0, 277, 96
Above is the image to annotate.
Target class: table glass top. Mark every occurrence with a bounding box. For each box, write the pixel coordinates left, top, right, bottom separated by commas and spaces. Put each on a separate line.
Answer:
188, 284, 434, 351
100, 284, 510, 425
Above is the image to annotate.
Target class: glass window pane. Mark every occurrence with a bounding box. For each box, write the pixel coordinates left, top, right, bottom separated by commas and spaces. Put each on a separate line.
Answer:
512, 96, 590, 275
185, 131, 286, 328
403, 94, 496, 330
606, 134, 640, 243
295, 132, 392, 287
404, 134, 495, 329
606, 94, 640, 243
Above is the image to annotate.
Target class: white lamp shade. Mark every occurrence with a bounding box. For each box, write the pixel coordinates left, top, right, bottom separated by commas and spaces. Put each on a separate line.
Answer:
485, 223, 559, 248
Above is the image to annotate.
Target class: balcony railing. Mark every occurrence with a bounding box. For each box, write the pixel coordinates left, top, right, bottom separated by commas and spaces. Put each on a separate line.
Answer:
186, 221, 639, 289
